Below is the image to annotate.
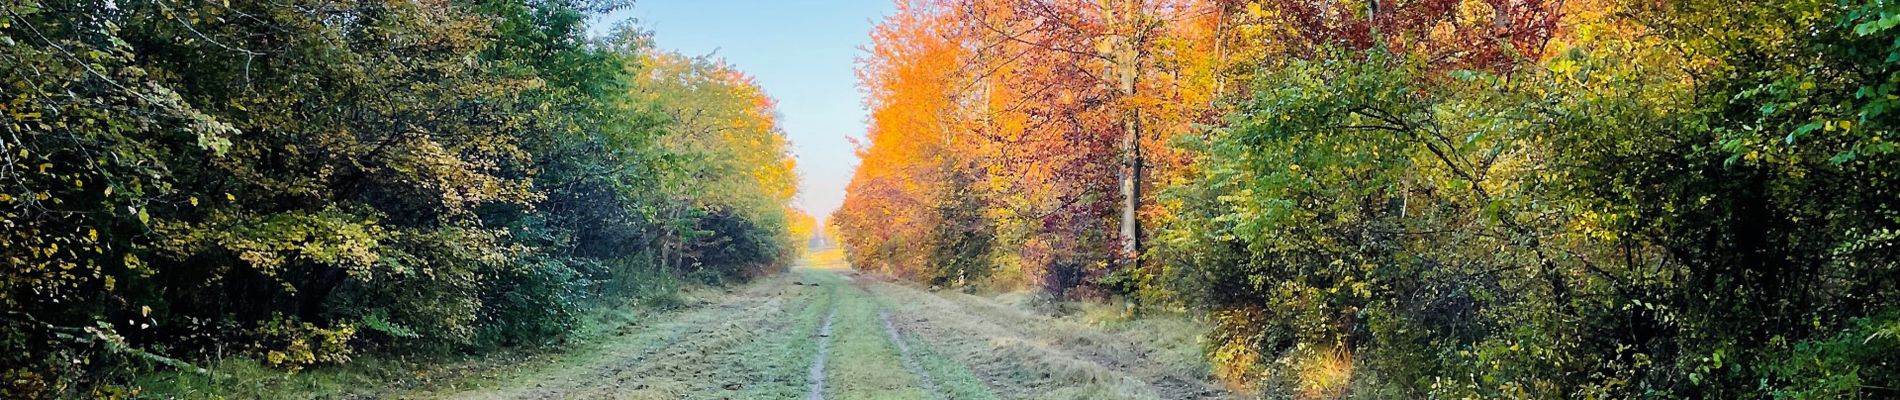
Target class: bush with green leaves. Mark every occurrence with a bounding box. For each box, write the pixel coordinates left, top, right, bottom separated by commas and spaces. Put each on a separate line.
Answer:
1154, 1, 1900, 396
0, 0, 802, 397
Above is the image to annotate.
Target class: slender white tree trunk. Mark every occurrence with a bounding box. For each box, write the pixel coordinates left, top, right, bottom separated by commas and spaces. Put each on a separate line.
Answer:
1111, 0, 1144, 267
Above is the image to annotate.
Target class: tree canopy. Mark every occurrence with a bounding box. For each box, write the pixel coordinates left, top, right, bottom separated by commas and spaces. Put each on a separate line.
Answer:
836, 0, 1900, 397
1, 1, 803, 397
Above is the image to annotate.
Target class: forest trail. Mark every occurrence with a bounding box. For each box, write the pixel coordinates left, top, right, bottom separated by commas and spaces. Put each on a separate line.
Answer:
406, 253, 1231, 400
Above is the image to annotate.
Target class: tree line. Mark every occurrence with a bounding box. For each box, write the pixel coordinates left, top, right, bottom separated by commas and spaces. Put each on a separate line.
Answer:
835, 0, 1899, 397
0, 0, 808, 397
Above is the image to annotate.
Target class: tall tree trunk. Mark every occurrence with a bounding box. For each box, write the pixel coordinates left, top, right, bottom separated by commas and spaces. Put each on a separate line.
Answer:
1112, 0, 1145, 268
1120, 105, 1141, 262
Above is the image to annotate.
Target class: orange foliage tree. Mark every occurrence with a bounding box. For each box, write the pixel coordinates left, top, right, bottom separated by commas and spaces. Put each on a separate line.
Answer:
835, 0, 968, 280
835, 0, 1229, 296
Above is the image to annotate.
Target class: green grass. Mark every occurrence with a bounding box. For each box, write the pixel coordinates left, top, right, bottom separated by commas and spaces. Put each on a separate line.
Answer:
823, 279, 932, 400
856, 278, 1001, 400
127, 266, 1220, 400
858, 277, 1227, 399
694, 275, 832, 398
130, 357, 399, 399
1087, 310, 1215, 380
910, 338, 1002, 400
132, 277, 691, 400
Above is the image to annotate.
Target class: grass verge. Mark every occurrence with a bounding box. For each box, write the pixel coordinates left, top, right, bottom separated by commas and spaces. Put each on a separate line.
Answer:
130, 276, 698, 399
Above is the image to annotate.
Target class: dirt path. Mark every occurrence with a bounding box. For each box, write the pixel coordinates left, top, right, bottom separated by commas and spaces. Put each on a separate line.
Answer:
399, 258, 1231, 400
807, 302, 837, 400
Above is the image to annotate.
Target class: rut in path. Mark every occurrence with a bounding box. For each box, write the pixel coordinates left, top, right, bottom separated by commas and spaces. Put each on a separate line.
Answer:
806, 301, 838, 400
398, 267, 1225, 399
863, 276, 1232, 399
879, 310, 942, 399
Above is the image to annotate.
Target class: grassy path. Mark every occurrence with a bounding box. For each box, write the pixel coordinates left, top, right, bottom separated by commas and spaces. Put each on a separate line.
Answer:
880, 310, 943, 398
807, 293, 837, 400
397, 255, 1230, 400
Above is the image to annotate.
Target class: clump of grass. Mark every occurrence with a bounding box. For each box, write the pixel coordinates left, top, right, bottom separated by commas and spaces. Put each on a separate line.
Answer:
1293, 346, 1353, 400
993, 290, 1071, 316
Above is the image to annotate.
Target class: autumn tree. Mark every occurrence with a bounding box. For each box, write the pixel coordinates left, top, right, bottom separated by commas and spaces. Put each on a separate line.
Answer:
1154, 0, 1900, 397
1, 1, 805, 395
838, 0, 1226, 296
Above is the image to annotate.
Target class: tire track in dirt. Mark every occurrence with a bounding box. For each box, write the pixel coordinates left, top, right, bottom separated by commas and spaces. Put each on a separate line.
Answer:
442, 277, 803, 400
861, 277, 1231, 399
651, 275, 832, 398
872, 292, 1150, 398
879, 310, 943, 399
806, 302, 838, 400
411, 264, 1219, 400
598, 284, 816, 398
580, 269, 836, 398
848, 275, 997, 399
848, 272, 948, 398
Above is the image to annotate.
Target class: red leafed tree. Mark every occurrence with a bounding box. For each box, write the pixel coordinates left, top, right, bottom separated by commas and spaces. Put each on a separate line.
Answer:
1265, 0, 1564, 71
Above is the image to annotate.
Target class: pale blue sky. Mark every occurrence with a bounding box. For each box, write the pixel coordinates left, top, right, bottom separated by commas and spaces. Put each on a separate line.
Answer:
591, 1, 895, 226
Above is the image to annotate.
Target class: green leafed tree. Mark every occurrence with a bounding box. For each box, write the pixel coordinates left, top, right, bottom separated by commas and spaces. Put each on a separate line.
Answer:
1, 1, 804, 396
1153, 0, 1900, 397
